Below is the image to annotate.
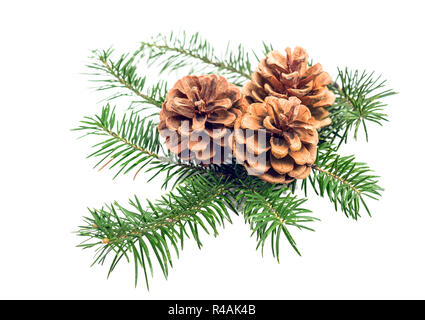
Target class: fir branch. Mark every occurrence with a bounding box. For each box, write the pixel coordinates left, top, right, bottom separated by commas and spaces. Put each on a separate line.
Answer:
138, 32, 253, 86
235, 176, 317, 260
87, 48, 167, 110
73, 105, 205, 187
77, 174, 233, 287
320, 68, 396, 146
303, 144, 383, 219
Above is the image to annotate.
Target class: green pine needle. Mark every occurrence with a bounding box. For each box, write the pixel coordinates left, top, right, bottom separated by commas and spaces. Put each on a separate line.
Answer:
77, 174, 233, 288
86, 48, 167, 111
138, 31, 253, 86
234, 175, 317, 260
320, 68, 396, 147
73, 104, 205, 188
303, 143, 383, 219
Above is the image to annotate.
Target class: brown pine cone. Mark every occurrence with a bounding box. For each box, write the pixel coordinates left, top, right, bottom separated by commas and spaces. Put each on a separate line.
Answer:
232, 96, 318, 184
158, 74, 245, 163
242, 47, 335, 129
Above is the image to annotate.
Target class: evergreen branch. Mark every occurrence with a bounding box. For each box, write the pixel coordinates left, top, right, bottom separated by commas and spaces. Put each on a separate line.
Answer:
138, 32, 253, 86
87, 48, 167, 110
73, 105, 205, 187
320, 68, 396, 146
77, 174, 233, 287
75, 34, 394, 287
303, 144, 383, 220
235, 176, 317, 260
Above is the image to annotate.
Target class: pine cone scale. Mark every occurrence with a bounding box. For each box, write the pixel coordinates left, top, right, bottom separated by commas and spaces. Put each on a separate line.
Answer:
240, 115, 263, 130
270, 154, 294, 174
192, 114, 207, 131
245, 132, 271, 155
283, 131, 301, 151
270, 137, 289, 159
289, 145, 311, 165
165, 115, 185, 131
207, 110, 236, 125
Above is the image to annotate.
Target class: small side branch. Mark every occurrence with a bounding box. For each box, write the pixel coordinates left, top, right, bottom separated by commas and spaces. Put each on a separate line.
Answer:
77, 176, 232, 288
98, 55, 163, 108
137, 32, 253, 86
141, 42, 252, 80
236, 177, 316, 259
86, 49, 166, 109
321, 68, 396, 146
74, 105, 206, 185
305, 146, 383, 219
311, 164, 360, 195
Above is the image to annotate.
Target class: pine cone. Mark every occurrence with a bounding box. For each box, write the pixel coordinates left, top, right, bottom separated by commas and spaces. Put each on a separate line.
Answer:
232, 96, 318, 184
242, 47, 335, 129
159, 75, 245, 163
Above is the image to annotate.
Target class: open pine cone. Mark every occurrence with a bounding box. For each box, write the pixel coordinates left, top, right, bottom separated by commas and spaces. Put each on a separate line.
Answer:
232, 96, 318, 184
158, 74, 245, 163
242, 47, 335, 129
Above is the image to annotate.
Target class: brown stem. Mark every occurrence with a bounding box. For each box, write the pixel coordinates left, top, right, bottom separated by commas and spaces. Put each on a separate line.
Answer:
310, 164, 360, 195
100, 57, 162, 108
104, 128, 158, 158
142, 42, 252, 80
106, 186, 227, 245
97, 124, 207, 176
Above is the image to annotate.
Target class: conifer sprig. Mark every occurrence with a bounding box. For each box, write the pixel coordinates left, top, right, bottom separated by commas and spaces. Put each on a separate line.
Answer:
77, 174, 233, 288
87, 48, 167, 111
138, 32, 253, 86
235, 177, 316, 259
320, 68, 396, 146
73, 105, 205, 187
304, 144, 383, 219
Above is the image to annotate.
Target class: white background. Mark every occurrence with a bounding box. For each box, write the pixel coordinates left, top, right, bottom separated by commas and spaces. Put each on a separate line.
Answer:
1, 0, 424, 299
